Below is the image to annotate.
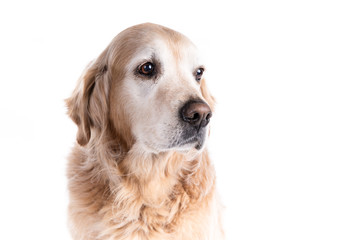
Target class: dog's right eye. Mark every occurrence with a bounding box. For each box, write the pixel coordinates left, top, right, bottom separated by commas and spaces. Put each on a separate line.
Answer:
195, 67, 204, 82
138, 62, 155, 76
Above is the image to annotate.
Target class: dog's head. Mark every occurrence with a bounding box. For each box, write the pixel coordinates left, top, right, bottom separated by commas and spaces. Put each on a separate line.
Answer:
67, 23, 215, 154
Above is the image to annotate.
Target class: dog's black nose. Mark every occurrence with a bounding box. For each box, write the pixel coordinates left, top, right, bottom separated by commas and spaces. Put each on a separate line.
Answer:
181, 100, 212, 130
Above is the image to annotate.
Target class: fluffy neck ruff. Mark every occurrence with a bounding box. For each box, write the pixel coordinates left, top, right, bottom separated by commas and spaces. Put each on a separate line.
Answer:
76, 130, 216, 237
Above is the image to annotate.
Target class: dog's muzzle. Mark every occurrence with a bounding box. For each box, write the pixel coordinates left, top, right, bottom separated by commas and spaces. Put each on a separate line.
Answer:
172, 99, 212, 150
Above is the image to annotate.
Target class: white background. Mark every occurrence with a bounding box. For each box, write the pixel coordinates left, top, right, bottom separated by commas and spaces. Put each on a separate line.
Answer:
0, 0, 359, 239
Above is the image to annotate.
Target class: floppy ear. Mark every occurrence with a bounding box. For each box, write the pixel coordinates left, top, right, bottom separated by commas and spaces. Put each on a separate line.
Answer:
200, 79, 216, 111
66, 59, 110, 146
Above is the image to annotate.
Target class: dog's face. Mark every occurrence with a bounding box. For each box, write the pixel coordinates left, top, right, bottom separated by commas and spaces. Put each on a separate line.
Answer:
67, 23, 215, 154
112, 28, 212, 153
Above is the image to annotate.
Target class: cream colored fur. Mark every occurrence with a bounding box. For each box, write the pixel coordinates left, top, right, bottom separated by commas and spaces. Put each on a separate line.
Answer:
66, 23, 224, 240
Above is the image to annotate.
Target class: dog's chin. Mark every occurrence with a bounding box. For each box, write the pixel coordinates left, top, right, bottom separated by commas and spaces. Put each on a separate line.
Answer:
168, 127, 209, 153
178, 138, 205, 151
141, 126, 208, 154
142, 137, 206, 155
167, 135, 207, 153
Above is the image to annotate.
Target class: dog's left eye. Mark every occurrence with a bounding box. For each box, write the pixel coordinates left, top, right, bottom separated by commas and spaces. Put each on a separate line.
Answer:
139, 62, 155, 76
195, 68, 204, 81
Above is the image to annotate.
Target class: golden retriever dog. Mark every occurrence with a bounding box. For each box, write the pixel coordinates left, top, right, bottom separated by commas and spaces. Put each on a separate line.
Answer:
66, 23, 224, 240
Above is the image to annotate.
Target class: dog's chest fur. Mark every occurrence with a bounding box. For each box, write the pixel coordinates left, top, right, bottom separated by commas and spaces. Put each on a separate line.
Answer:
67, 145, 223, 240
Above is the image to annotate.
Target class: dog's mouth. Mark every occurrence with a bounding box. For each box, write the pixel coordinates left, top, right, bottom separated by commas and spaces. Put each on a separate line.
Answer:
168, 127, 207, 151
175, 136, 201, 149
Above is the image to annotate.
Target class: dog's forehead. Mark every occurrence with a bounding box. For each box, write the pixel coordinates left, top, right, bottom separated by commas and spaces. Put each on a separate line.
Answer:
125, 36, 202, 72
109, 24, 206, 77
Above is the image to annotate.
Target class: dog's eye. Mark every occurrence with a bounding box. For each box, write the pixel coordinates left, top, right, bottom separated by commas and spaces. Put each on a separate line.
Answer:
195, 68, 204, 81
139, 62, 155, 76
